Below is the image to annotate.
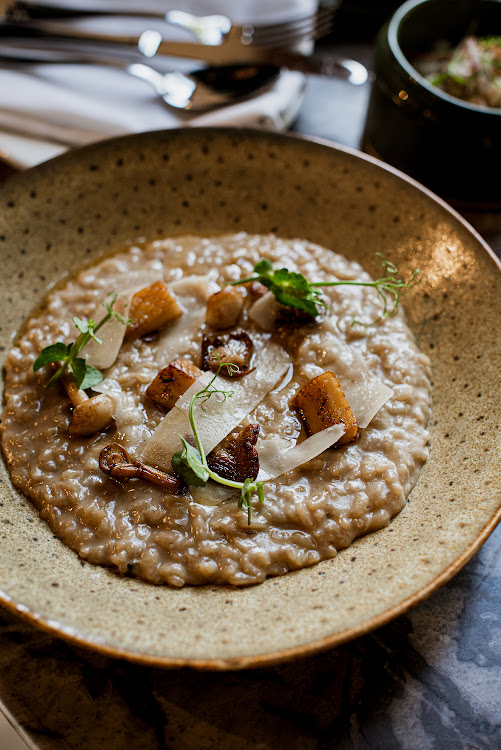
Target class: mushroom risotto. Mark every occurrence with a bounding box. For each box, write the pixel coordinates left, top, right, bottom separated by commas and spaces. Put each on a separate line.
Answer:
1, 234, 431, 586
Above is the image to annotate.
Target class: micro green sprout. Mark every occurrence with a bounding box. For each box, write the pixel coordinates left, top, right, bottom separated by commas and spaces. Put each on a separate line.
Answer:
33, 293, 130, 389
171, 352, 264, 525
229, 253, 422, 326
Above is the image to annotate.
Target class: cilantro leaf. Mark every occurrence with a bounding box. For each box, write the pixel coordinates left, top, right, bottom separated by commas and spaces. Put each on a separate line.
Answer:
171, 437, 209, 487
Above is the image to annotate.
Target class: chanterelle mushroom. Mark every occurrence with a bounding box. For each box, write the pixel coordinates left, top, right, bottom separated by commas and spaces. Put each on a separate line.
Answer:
201, 330, 254, 377
62, 375, 115, 437
99, 443, 184, 495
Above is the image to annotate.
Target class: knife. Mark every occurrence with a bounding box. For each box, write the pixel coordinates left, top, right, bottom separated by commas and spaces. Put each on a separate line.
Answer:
0, 20, 368, 84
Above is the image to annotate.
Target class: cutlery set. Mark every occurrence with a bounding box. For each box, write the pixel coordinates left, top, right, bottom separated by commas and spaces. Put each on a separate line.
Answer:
0, 2, 368, 112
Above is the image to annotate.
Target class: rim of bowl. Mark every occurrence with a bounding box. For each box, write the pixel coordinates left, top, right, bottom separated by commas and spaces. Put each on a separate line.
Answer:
0, 127, 499, 670
388, 0, 501, 116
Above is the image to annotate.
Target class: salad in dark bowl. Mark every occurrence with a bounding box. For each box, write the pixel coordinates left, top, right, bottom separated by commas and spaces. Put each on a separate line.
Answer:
364, 0, 501, 210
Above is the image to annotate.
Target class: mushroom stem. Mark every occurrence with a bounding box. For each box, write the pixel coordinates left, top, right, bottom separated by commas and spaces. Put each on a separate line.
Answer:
99, 443, 184, 495
60, 374, 115, 437
61, 374, 88, 407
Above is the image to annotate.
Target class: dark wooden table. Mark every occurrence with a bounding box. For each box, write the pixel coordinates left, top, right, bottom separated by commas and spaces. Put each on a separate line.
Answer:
0, 40, 500, 750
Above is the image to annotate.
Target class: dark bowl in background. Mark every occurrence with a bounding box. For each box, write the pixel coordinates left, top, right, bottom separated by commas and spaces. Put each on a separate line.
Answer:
363, 0, 501, 211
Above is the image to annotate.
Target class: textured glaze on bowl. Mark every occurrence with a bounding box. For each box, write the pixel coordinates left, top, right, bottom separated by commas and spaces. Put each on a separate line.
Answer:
0, 128, 499, 669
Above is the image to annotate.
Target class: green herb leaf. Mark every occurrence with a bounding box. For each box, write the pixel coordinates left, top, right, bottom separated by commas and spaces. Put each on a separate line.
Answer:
253, 258, 274, 277
103, 294, 131, 326
228, 262, 326, 317
33, 342, 70, 371
171, 437, 209, 487
170, 356, 265, 524
70, 356, 87, 389
79, 364, 104, 390
270, 268, 324, 317
33, 292, 129, 390
229, 254, 422, 325
73, 316, 90, 335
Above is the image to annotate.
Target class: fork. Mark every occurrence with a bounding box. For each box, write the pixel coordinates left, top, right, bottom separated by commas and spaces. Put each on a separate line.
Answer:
4, 5, 336, 49
0, 5, 367, 84
0, 12, 352, 73
0, 31, 368, 85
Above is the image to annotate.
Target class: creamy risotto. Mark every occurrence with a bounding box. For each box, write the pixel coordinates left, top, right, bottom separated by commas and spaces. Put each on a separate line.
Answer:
1, 234, 431, 586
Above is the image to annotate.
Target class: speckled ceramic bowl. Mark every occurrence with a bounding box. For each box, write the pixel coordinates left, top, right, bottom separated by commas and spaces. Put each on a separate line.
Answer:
0, 128, 499, 670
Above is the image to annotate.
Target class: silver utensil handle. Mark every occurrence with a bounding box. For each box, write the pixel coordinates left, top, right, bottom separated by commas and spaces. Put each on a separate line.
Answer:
267, 51, 369, 85
0, 25, 369, 84
6, 5, 232, 46
0, 45, 132, 66
8, 0, 165, 19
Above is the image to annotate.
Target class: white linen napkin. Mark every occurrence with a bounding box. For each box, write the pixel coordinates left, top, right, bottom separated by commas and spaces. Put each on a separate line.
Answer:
0, 0, 316, 168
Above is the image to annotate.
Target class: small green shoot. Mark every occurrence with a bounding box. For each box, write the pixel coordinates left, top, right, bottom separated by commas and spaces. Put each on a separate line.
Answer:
171, 353, 264, 525
229, 254, 422, 326
33, 293, 130, 389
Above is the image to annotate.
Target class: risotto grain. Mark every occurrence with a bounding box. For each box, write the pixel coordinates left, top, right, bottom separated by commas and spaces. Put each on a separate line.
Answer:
1, 234, 431, 586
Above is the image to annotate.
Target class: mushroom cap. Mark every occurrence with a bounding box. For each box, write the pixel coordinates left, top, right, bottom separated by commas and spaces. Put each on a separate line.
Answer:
68, 393, 115, 437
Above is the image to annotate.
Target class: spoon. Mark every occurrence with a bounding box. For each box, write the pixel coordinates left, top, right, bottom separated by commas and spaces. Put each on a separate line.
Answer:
0, 41, 282, 111
127, 61, 281, 111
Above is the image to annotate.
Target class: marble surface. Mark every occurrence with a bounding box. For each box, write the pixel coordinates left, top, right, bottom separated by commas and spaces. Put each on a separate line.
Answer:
0, 38, 500, 750
0, 525, 499, 749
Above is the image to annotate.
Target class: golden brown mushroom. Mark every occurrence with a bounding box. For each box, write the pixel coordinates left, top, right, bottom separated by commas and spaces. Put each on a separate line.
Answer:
207, 424, 260, 482
291, 371, 358, 446
146, 359, 202, 411
125, 280, 183, 339
206, 287, 245, 329
201, 331, 254, 377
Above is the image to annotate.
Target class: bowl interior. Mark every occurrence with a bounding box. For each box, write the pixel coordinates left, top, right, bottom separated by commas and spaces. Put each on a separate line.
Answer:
0, 129, 500, 669
393, 0, 501, 86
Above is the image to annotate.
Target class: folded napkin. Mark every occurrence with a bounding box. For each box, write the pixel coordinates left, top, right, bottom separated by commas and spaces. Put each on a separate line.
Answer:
0, 0, 316, 169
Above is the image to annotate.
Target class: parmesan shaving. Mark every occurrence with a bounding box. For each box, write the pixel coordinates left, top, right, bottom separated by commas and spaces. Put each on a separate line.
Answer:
301, 333, 392, 428
190, 424, 345, 506
85, 271, 161, 370
248, 292, 278, 331
140, 341, 291, 471
92, 377, 150, 449
156, 275, 213, 363
257, 425, 345, 479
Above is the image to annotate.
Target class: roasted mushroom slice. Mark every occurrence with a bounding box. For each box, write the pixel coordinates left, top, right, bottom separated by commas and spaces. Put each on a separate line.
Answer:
201, 331, 254, 377
206, 287, 245, 329
125, 280, 183, 339
146, 359, 202, 411
291, 371, 358, 446
207, 424, 260, 482
99, 443, 184, 494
